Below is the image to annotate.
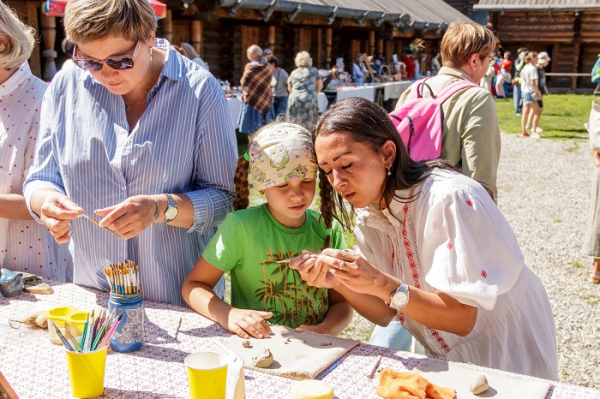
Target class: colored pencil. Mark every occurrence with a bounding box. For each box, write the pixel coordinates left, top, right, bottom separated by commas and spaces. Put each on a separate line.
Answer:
79, 313, 90, 350
64, 324, 81, 352
54, 325, 74, 351
82, 310, 95, 352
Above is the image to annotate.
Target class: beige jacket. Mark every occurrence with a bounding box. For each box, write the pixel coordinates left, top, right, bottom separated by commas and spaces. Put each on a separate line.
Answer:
395, 67, 501, 201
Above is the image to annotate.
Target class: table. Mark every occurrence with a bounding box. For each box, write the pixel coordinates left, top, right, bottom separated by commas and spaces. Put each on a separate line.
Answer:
382, 81, 412, 101
324, 82, 412, 107
335, 85, 377, 102
227, 96, 242, 130
318, 92, 328, 113
1, 283, 598, 398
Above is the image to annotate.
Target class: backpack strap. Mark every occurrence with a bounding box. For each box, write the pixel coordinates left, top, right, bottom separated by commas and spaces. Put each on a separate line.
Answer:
434, 79, 480, 104
409, 78, 431, 99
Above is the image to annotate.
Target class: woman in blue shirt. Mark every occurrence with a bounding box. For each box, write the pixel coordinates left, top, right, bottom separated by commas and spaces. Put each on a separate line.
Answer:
23, 0, 237, 306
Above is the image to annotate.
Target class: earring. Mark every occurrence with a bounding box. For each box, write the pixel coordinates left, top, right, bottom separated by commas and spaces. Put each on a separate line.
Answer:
387, 167, 391, 176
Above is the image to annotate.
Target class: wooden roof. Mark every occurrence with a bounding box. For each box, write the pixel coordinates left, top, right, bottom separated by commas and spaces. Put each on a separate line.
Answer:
474, 0, 600, 11
217, 0, 471, 31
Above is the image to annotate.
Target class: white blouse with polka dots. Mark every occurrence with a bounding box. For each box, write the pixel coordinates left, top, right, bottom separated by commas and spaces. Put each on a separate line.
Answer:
0, 63, 71, 280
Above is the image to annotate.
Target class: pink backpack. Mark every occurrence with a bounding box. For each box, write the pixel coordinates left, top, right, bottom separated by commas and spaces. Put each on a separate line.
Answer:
389, 78, 480, 161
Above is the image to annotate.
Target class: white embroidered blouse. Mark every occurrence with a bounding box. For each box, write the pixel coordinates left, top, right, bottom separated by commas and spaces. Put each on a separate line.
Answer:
354, 169, 557, 380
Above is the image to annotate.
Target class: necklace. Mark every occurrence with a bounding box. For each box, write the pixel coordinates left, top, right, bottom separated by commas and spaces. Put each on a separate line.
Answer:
124, 49, 154, 110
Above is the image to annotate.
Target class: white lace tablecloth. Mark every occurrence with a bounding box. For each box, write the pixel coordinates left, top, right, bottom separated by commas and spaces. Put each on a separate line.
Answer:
0, 283, 598, 398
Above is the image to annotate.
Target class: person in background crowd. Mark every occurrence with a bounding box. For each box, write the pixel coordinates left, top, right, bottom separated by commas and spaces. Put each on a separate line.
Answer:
495, 51, 512, 98
180, 42, 208, 71
430, 50, 441, 76
239, 44, 272, 134
526, 51, 550, 135
296, 96, 558, 380
479, 60, 495, 94
402, 49, 416, 80
352, 52, 367, 84
318, 68, 333, 88
266, 56, 289, 121
369, 55, 381, 75
396, 22, 501, 201
520, 52, 543, 138
418, 53, 427, 77
0, 0, 72, 280
24, 0, 237, 306
60, 37, 75, 70
583, 99, 600, 284
287, 51, 322, 127
513, 47, 528, 115
262, 47, 273, 59
182, 122, 352, 338
171, 44, 186, 56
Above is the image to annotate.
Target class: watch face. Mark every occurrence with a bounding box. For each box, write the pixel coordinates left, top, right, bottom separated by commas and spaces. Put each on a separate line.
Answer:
165, 207, 178, 220
390, 291, 408, 309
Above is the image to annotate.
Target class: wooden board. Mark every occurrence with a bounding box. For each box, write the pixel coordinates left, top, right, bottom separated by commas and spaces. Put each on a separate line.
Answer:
0, 371, 18, 399
217, 325, 359, 380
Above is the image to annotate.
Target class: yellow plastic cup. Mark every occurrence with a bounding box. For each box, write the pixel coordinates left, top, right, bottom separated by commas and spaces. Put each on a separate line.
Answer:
46, 307, 88, 345
185, 351, 228, 399
65, 347, 107, 398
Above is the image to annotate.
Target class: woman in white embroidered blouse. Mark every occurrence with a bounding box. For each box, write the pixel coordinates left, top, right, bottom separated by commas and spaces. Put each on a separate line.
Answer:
0, 2, 71, 279
291, 97, 557, 380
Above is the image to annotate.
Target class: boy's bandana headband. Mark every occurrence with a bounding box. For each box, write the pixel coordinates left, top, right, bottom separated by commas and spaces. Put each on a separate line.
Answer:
248, 123, 318, 191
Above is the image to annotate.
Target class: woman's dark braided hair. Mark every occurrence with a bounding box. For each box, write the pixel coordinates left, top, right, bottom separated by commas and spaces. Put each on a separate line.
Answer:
313, 97, 456, 231
233, 155, 250, 211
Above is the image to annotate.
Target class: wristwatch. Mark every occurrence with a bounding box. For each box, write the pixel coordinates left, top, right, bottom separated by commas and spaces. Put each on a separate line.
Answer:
163, 194, 178, 223
387, 282, 410, 310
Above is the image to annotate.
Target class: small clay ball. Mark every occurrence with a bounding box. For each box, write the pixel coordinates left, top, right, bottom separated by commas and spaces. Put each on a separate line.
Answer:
469, 374, 489, 395
242, 340, 251, 348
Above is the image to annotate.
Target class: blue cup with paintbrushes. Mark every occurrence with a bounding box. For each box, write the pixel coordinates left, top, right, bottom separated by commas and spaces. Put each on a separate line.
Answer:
105, 259, 144, 352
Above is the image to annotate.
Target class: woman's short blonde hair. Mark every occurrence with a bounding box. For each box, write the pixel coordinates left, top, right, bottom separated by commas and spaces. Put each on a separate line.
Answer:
247, 44, 262, 62
440, 22, 498, 68
0, 1, 35, 69
65, 0, 157, 44
295, 51, 312, 67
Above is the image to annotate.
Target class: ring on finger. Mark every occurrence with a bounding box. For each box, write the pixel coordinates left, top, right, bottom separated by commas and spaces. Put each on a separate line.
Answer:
339, 260, 346, 271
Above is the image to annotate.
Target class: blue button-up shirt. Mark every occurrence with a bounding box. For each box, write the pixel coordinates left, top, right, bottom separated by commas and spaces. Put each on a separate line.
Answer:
24, 41, 236, 306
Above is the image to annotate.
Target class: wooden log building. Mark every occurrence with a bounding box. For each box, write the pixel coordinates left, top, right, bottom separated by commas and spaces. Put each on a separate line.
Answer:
7, 0, 471, 84
473, 0, 600, 90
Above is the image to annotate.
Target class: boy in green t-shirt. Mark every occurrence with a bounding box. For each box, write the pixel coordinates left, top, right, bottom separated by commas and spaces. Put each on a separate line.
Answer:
182, 122, 352, 339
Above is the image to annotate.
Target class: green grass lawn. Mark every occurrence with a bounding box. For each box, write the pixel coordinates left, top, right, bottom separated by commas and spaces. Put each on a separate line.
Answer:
494, 94, 592, 139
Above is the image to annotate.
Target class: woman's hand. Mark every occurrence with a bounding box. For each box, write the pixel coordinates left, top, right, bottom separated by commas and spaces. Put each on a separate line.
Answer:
37, 191, 83, 244
317, 248, 389, 296
95, 195, 157, 239
593, 150, 600, 168
289, 251, 337, 289
223, 308, 273, 339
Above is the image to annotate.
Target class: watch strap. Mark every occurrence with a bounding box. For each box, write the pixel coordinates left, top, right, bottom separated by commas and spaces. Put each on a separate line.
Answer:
163, 194, 178, 223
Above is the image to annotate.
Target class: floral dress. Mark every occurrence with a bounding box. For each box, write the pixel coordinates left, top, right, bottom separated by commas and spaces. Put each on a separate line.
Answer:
287, 66, 320, 125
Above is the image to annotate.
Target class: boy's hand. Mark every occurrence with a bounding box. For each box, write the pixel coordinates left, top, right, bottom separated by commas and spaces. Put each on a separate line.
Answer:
224, 308, 273, 339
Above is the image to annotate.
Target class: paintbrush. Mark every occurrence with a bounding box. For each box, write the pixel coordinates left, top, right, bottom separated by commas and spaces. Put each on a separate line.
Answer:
80, 214, 122, 238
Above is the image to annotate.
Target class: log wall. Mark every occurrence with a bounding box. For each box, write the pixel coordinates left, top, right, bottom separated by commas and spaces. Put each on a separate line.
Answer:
490, 10, 600, 89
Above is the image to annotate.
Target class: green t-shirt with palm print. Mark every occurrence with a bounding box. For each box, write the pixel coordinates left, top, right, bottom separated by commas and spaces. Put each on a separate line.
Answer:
202, 203, 346, 328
